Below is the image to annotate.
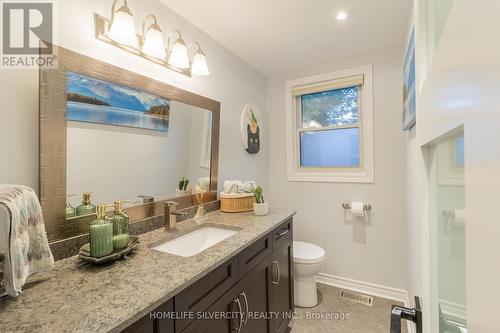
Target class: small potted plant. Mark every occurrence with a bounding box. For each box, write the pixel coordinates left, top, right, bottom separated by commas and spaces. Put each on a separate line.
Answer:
176, 177, 190, 196
253, 185, 268, 216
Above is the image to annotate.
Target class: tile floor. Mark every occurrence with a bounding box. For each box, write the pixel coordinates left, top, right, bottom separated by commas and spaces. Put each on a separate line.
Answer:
290, 283, 408, 333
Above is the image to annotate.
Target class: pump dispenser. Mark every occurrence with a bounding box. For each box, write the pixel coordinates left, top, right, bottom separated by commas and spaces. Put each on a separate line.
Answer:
76, 192, 96, 216
110, 200, 130, 250
89, 204, 114, 258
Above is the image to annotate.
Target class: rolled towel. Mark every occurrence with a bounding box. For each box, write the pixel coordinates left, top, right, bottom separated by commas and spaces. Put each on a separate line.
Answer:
0, 185, 54, 297
238, 181, 256, 194
223, 180, 240, 194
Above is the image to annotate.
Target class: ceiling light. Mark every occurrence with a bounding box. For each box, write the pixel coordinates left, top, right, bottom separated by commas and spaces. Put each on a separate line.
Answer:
189, 42, 210, 76
336, 11, 348, 21
167, 31, 190, 69
141, 15, 166, 59
108, 0, 138, 47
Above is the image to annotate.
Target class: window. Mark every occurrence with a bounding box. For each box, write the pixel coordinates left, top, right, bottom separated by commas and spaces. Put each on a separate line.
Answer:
285, 65, 374, 183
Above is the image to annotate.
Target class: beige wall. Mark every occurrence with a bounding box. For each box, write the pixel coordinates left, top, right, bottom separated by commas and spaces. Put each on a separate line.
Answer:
267, 48, 408, 290
0, 0, 268, 196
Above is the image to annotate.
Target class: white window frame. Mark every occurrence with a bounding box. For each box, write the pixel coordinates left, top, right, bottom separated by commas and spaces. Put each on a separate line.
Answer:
285, 65, 374, 183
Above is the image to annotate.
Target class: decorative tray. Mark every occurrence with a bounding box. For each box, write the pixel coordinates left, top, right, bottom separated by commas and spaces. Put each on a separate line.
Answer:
79, 236, 139, 264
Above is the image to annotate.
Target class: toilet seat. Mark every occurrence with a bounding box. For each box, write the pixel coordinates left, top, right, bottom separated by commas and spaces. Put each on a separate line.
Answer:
293, 241, 325, 264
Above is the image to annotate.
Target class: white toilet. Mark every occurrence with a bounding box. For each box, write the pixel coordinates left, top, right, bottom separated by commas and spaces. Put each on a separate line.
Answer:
293, 241, 325, 307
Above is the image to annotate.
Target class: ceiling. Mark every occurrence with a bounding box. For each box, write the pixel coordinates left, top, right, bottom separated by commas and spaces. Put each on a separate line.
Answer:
161, 0, 412, 76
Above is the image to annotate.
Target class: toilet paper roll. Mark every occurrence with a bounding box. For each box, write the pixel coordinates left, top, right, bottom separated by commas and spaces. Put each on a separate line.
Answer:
351, 202, 365, 217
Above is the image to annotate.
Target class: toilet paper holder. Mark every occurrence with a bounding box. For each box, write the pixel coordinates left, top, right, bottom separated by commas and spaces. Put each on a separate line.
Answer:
342, 203, 372, 211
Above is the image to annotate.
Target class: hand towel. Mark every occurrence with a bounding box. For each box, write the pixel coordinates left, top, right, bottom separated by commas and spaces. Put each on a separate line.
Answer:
0, 185, 54, 297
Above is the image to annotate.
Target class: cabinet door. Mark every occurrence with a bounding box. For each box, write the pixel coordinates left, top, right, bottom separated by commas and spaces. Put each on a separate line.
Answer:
181, 285, 242, 333
238, 258, 272, 333
182, 258, 272, 333
269, 220, 294, 333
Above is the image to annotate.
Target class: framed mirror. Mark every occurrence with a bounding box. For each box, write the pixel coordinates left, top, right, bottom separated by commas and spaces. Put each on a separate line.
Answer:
39, 45, 220, 242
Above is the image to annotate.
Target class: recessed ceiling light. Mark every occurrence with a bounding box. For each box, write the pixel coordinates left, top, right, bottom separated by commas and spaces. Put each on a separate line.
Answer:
336, 11, 348, 21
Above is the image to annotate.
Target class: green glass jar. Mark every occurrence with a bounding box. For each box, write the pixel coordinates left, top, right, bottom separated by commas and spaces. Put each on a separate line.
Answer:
76, 192, 96, 216
89, 205, 113, 258
111, 201, 129, 250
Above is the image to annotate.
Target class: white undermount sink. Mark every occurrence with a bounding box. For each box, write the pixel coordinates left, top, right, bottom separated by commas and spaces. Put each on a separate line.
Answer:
152, 227, 237, 257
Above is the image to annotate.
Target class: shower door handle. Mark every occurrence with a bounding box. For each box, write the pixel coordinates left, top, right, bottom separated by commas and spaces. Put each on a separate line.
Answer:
390, 296, 422, 333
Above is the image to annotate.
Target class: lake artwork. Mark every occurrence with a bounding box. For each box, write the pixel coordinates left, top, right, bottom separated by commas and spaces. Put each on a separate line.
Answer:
67, 71, 170, 131
402, 27, 416, 131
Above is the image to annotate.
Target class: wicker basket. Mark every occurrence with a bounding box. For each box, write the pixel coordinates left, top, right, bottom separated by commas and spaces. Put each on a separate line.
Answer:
220, 193, 256, 213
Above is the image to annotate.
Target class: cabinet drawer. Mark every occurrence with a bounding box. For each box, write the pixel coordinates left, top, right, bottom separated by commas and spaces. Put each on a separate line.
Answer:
175, 256, 238, 332
273, 219, 292, 250
238, 232, 272, 277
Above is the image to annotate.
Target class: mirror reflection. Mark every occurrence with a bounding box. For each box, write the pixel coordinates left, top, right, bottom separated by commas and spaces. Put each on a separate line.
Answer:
434, 133, 466, 333
64, 72, 212, 218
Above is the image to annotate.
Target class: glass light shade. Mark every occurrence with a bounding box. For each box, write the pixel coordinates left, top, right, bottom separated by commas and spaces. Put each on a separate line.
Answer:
168, 39, 190, 69
191, 51, 210, 76
108, 10, 137, 47
142, 28, 166, 59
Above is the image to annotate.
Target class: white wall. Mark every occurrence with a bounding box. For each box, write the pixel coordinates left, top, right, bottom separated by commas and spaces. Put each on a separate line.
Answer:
0, 0, 267, 199
267, 48, 408, 290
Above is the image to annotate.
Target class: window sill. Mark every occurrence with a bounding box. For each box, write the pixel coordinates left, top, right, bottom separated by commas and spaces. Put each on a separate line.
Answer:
287, 170, 374, 183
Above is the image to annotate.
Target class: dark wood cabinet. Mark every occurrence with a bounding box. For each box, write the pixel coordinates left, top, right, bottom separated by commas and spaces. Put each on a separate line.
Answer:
269, 220, 294, 333
121, 218, 294, 333
121, 299, 174, 333
175, 257, 239, 332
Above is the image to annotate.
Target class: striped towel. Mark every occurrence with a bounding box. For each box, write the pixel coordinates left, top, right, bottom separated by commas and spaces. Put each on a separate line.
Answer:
0, 185, 54, 297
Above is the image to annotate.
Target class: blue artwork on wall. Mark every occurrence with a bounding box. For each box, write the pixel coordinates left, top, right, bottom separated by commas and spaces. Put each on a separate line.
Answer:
403, 27, 416, 131
66, 71, 170, 131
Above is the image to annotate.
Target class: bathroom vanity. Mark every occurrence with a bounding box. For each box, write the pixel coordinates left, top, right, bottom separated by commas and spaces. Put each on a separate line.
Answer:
126, 216, 293, 333
0, 209, 295, 333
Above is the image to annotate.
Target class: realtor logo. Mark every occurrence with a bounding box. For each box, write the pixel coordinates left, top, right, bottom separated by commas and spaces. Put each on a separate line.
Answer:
1, 1, 57, 68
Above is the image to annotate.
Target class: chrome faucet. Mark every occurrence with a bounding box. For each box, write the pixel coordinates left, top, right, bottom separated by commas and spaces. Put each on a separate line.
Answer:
164, 201, 188, 231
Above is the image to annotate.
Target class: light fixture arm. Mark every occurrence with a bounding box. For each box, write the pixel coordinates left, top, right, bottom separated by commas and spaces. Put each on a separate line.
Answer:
167, 29, 183, 50
142, 14, 161, 36
111, 0, 131, 22
188, 41, 204, 55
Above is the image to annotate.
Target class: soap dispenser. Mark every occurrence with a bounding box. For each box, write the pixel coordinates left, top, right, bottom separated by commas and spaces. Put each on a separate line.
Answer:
110, 200, 129, 250
65, 194, 76, 219
89, 205, 114, 258
76, 192, 96, 216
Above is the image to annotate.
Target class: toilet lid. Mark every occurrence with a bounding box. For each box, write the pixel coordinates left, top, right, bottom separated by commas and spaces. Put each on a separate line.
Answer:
293, 241, 325, 264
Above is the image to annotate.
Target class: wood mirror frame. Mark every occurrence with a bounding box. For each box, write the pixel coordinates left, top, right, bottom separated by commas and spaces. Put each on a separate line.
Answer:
39, 44, 220, 242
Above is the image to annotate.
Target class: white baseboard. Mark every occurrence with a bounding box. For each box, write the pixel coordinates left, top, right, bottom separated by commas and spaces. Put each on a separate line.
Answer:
316, 273, 408, 303
316, 273, 414, 333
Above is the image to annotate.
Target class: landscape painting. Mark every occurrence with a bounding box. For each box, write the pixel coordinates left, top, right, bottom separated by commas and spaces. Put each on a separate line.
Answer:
67, 71, 170, 131
402, 27, 416, 131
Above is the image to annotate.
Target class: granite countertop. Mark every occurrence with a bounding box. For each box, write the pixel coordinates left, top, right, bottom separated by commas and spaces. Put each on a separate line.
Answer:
0, 208, 295, 333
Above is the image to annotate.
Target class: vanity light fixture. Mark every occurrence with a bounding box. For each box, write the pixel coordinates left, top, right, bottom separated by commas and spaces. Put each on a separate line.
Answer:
167, 30, 190, 69
189, 42, 210, 76
141, 15, 167, 59
108, 0, 138, 47
95, 0, 210, 77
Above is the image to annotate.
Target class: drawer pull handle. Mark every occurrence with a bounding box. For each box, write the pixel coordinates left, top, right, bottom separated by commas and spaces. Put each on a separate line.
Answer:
233, 298, 243, 333
240, 292, 249, 325
276, 228, 289, 238
272, 260, 281, 285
